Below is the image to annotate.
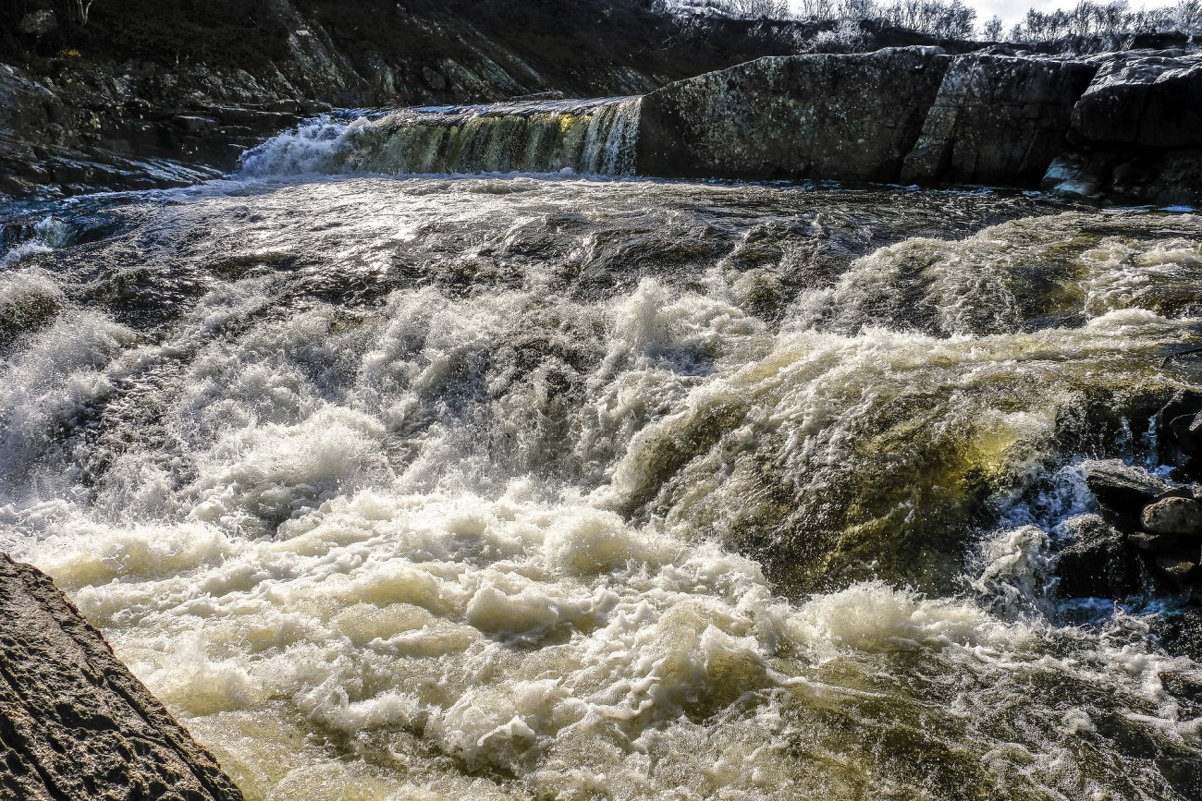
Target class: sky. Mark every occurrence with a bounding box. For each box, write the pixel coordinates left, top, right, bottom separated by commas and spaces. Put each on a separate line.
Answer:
968, 0, 1175, 26
783, 0, 1178, 27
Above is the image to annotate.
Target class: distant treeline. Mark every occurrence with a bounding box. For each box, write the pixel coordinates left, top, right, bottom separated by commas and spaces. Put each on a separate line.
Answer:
673, 0, 1202, 44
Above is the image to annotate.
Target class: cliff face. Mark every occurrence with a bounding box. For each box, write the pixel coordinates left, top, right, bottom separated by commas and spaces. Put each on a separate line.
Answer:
0, 0, 823, 196
0, 554, 242, 801
638, 46, 1202, 205
4, 2, 1202, 203
638, 47, 949, 182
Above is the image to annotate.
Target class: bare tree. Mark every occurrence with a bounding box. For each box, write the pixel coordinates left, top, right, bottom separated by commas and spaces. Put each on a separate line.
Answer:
982, 15, 1004, 39
63, 0, 96, 26
721, 0, 791, 17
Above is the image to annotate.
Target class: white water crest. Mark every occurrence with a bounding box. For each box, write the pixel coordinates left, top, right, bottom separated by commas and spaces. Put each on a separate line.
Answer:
2, 177, 1201, 800
239, 97, 642, 179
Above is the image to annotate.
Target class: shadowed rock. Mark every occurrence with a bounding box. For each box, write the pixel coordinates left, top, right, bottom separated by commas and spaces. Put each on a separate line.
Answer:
0, 554, 242, 801
637, 47, 949, 182
1142, 496, 1202, 536
1043, 51, 1202, 204
901, 54, 1096, 187
1084, 460, 1176, 522
1054, 514, 1141, 599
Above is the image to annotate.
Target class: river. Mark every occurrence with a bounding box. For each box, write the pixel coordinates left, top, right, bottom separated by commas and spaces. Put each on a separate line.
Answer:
1, 102, 1200, 800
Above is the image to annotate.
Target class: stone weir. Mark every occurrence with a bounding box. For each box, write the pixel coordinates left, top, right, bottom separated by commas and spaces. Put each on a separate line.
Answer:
637, 46, 1202, 205
0, 554, 243, 801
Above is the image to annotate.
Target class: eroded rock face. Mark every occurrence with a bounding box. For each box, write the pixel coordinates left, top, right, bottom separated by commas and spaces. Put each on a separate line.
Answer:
0, 554, 243, 801
632, 44, 1202, 204
901, 54, 1096, 187
637, 47, 950, 182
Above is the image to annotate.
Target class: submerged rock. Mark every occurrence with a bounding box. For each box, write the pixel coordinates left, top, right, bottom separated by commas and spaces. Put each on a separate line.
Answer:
0, 554, 242, 801
1153, 607, 1202, 662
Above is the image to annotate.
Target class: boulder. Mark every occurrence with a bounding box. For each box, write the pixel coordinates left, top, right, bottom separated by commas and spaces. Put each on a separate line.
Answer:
901, 54, 1096, 188
1043, 51, 1202, 204
1054, 514, 1141, 599
1141, 497, 1202, 536
1083, 459, 1176, 526
1070, 52, 1202, 149
0, 554, 242, 801
637, 47, 950, 182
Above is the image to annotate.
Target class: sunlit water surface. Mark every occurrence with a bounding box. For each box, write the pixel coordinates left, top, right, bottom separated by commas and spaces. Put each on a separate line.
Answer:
2, 170, 1201, 801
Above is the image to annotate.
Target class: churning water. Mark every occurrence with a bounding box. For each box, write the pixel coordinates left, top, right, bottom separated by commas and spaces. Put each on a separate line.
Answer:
1, 116, 1201, 800
239, 98, 642, 179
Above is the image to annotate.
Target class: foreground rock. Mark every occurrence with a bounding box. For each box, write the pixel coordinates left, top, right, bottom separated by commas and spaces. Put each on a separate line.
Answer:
0, 554, 242, 801
1055, 460, 1201, 607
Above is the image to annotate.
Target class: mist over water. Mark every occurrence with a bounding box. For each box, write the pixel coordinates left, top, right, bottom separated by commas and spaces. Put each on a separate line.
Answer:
2, 127, 1201, 800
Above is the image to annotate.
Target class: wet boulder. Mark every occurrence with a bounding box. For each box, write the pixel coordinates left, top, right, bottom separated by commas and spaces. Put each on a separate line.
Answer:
1083, 459, 1178, 528
0, 554, 242, 801
1141, 497, 1202, 536
1053, 514, 1141, 599
901, 54, 1096, 188
1070, 52, 1202, 149
637, 47, 950, 182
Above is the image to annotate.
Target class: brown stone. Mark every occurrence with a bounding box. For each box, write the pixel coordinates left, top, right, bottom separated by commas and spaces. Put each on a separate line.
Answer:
0, 554, 242, 801
1141, 497, 1202, 536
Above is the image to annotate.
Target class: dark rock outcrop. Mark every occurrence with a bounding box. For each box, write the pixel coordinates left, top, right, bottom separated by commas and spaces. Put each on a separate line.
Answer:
1042, 51, 1202, 204
637, 47, 950, 181
901, 54, 1096, 187
633, 44, 1202, 204
1053, 514, 1142, 599
1071, 52, 1202, 149
0, 554, 242, 801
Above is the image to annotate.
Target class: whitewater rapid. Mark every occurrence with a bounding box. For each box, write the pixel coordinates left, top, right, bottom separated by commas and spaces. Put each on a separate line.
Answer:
1, 173, 1201, 800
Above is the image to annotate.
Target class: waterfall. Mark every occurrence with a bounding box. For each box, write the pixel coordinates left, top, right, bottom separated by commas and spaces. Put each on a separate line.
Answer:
239, 97, 642, 178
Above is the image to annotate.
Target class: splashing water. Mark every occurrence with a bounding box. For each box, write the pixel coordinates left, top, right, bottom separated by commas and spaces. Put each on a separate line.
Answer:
2, 175, 1201, 800
239, 98, 642, 179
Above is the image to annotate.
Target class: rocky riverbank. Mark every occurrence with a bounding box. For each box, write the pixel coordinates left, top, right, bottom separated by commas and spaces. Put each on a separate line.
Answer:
639, 45, 1202, 205
0, 0, 827, 197
0, 554, 242, 800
